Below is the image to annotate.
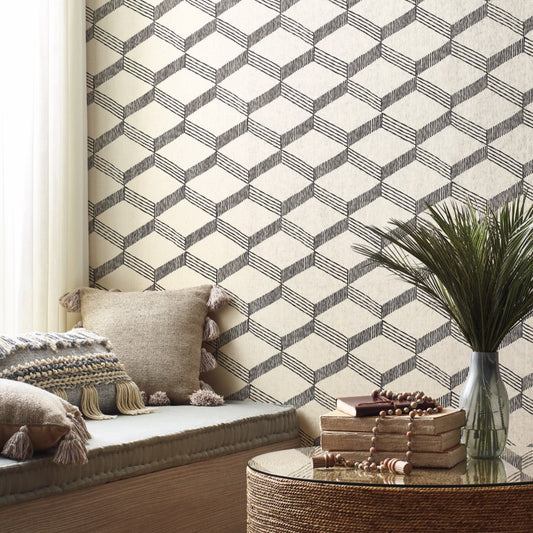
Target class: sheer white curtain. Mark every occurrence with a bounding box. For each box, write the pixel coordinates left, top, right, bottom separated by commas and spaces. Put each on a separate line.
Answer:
0, 1, 88, 334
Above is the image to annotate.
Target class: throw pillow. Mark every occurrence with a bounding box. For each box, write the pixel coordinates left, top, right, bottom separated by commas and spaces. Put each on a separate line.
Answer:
60, 285, 230, 404
0, 329, 152, 420
0, 379, 90, 464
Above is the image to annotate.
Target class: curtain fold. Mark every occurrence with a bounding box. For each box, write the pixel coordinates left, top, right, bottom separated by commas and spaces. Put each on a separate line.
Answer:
0, 0, 88, 334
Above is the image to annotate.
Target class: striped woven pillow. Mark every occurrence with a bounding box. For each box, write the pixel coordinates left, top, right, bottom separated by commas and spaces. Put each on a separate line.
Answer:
0, 329, 152, 420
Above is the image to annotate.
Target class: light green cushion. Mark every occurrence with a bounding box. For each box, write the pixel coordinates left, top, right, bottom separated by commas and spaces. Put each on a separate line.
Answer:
0, 401, 298, 506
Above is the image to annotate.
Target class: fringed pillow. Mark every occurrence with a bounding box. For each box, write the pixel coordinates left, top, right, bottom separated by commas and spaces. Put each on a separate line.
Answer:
0, 329, 152, 420
0, 380, 90, 464
60, 285, 230, 405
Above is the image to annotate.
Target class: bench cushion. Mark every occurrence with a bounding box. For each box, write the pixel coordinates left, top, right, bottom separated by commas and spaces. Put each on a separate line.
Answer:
0, 401, 298, 506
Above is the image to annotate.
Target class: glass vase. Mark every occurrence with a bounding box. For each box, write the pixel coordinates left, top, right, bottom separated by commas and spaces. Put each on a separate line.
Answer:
459, 352, 509, 459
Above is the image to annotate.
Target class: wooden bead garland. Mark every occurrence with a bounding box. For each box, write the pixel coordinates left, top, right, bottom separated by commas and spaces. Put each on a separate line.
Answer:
314, 389, 441, 476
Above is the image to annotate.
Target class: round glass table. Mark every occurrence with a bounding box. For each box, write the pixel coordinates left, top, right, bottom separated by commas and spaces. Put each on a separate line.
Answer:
247, 447, 533, 532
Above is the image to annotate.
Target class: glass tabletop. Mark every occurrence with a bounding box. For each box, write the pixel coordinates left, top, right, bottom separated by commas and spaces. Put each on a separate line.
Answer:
248, 446, 533, 488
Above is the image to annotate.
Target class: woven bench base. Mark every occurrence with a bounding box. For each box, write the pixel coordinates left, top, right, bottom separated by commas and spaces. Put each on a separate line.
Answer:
247, 467, 533, 532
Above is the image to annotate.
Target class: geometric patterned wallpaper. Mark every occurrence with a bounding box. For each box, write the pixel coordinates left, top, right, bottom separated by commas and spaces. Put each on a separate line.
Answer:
86, 0, 532, 446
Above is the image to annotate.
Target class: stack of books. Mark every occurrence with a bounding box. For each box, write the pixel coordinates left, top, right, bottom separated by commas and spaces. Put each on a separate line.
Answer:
320, 398, 467, 468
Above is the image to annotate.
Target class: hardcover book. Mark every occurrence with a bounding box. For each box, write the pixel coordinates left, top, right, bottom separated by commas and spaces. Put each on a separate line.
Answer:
320, 427, 461, 453
321, 444, 467, 469
320, 408, 466, 436
336, 395, 437, 417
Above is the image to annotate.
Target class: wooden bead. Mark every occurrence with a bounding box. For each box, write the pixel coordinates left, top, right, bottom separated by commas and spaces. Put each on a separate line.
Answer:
346, 460, 354, 467
372, 426, 378, 434
371, 389, 380, 397
403, 407, 409, 413
407, 422, 414, 430
406, 431, 413, 438
369, 446, 376, 454
405, 451, 413, 460
379, 410, 387, 418
410, 401, 418, 409
387, 409, 394, 415
395, 409, 402, 416
409, 411, 417, 419
371, 436, 376, 444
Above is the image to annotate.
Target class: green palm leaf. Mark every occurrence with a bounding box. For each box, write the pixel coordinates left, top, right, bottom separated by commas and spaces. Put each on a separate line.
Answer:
353, 197, 533, 352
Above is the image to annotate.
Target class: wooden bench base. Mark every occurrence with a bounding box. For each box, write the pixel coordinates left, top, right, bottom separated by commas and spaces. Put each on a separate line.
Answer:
1, 438, 299, 533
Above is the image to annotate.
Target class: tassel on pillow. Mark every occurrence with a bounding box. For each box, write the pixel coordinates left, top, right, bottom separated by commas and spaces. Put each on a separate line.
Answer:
148, 391, 171, 406
2, 426, 33, 461
207, 286, 231, 312
53, 411, 91, 465
189, 380, 224, 407
200, 348, 217, 373
59, 289, 81, 313
203, 316, 220, 341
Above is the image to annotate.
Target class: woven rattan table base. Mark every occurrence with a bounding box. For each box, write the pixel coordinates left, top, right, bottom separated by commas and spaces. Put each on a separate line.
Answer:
247, 467, 533, 532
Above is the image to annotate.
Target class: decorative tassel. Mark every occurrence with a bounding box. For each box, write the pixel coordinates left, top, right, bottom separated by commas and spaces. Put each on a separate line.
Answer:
148, 391, 171, 406
200, 380, 215, 392
115, 381, 154, 415
207, 285, 230, 311
189, 382, 224, 406
80, 385, 115, 420
203, 316, 220, 341
1, 426, 34, 461
67, 412, 92, 443
53, 431, 88, 465
52, 388, 68, 401
140, 390, 148, 405
59, 289, 81, 313
200, 348, 217, 373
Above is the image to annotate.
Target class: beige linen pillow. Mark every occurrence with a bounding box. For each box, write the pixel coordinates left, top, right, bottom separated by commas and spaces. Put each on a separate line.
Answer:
78, 285, 214, 404
0, 379, 90, 464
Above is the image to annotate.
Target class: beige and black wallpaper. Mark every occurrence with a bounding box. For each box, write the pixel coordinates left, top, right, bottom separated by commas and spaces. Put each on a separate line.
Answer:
86, 0, 533, 446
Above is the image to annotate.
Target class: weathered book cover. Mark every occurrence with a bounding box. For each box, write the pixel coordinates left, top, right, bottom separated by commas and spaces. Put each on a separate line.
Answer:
321, 408, 465, 435
321, 427, 461, 453
321, 444, 467, 469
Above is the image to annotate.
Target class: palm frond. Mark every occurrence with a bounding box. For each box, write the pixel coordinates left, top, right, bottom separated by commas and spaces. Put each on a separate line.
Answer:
353, 197, 533, 352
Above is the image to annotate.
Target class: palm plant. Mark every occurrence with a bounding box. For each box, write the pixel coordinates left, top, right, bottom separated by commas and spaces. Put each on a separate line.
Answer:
353, 196, 533, 458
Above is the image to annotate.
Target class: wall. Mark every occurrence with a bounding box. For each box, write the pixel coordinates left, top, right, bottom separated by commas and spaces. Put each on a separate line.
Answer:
86, 0, 533, 445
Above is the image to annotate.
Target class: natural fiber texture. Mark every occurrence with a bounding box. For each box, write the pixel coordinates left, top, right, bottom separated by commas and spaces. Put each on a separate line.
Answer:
247, 468, 533, 532
147, 391, 171, 406
199, 348, 217, 373
189, 381, 225, 406
206, 285, 231, 311
59, 288, 81, 313
0, 329, 111, 357
203, 316, 220, 341
1, 343, 151, 420
0, 380, 91, 465
78, 285, 216, 403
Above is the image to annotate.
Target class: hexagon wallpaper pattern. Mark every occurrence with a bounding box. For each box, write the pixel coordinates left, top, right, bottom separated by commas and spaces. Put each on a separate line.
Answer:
86, 0, 533, 448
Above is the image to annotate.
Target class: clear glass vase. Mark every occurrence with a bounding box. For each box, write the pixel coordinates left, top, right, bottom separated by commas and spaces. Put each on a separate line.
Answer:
459, 352, 509, 459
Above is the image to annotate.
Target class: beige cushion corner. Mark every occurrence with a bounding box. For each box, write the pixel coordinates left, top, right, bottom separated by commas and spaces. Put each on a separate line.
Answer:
0, 380, 74, 451
79, 285, 212, 403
